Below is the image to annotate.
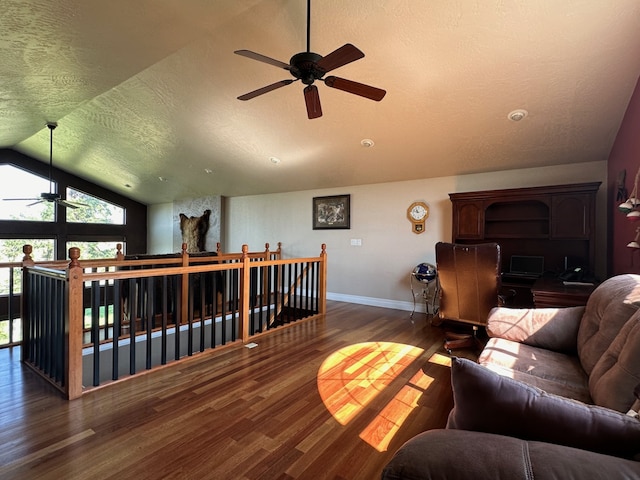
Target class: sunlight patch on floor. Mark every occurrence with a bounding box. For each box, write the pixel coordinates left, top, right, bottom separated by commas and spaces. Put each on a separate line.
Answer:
359, 368, 434, 451
428, 352, 452, 367
317, 341, 435, 451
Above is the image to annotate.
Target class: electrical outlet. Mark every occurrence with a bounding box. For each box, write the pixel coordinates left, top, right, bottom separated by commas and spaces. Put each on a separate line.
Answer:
350, 238, 362, 246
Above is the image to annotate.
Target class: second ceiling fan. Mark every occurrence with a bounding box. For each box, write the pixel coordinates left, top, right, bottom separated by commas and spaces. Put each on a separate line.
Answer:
234, 0, 386, 119
2, 123, 86, 209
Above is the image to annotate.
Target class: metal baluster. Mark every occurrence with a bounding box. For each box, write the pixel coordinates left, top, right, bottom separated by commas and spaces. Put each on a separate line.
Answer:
92, 279, 101, 386
146, 276, 154, 369
129, 277, 137, 375
113, 279, 121, 380
161, 275, 168, 365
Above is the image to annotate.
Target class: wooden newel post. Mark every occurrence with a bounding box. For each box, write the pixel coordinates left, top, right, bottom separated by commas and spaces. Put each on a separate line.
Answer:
115, 243, 124, 261
320, 244, 327, 315
20, 245, 35, 362
66, 247, 84, 400
68, 247, 81, 267
180, 243, 189, 327
22, 244, 34, 266
240, 244, 250, 342
262, 243, 270, 300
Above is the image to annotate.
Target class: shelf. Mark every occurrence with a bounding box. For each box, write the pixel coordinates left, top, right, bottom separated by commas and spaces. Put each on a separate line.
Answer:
485, 217, 549, 223
485, 233, 549, 239
485, 218, 549, 237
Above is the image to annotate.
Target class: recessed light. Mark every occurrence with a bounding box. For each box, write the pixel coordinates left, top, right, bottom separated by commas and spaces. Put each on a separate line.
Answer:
361, 139, 374, 148
508, 109, 528, 122
204, 168, 213, 174
269, 157, 281, 164
158, 176, 168, 182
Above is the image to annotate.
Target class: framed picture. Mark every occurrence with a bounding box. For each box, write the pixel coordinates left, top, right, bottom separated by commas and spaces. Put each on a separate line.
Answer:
313, 194, 351, 230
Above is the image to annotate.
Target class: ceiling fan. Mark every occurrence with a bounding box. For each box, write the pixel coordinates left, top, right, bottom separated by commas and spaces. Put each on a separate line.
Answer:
2, 122, 86, 209
234, 0, 386, 119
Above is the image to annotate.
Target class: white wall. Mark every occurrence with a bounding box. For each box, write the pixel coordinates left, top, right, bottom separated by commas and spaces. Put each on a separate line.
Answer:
148, 196, 223, 254
148, 202, 174, 254
148, 161, 607, 312
222, 161, 607, 312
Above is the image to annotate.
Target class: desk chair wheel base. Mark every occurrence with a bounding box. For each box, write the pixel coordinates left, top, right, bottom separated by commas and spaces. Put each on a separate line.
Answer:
444, 326, 483, 354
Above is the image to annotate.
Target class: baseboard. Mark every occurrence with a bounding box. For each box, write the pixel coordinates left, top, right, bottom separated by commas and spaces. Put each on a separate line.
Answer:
326, 292, 427, 313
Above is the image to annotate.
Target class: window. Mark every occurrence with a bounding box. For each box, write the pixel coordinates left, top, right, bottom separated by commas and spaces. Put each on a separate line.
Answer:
65, 240, 124, 260
0, 155, 146, 348
0, 319, 20, 347
0, 238, 55, 299
0, 238, 55, 264
0, 238, 55, 347
66, 188, 125, 224
0, 165, 55, 221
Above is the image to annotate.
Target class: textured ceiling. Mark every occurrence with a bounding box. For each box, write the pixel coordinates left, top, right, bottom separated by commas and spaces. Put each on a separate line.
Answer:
1, 0, 640, 205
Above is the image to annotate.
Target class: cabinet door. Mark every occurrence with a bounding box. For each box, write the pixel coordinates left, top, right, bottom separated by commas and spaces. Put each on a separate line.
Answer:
452, 200, 484, 240
551, 194, 592, 238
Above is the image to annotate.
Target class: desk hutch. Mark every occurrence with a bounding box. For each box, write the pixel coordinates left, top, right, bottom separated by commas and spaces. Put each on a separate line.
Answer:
449, 182, 600, 307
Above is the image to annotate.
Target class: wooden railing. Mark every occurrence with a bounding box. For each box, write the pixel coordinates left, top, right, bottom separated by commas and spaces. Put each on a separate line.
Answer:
0, 262, 22, 347
0, 242, 283, 348
19, 243, 327, 399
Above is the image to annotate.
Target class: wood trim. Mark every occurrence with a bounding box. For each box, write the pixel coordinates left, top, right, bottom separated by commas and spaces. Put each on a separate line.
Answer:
66, 248, 84, 400
320, 243, 327, 314
449, 181, 601, 201
240, 245, 250, 342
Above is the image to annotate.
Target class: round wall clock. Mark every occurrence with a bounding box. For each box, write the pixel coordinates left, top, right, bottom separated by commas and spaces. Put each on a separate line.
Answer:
407, 201, 429, 234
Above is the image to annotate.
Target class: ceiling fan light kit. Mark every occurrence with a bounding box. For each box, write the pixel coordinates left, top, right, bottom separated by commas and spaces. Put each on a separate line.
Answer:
235, 0, 386, 119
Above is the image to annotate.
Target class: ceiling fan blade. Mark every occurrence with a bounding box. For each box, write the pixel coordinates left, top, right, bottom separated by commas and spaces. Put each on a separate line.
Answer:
316, 44, 364, 74
234, 50, 292, 70
324, 76, 386, 101
304, 85, 322, 119
238, 80, 295, 101
2, 197, 40, 201
27, 200, 44, 207
57, 199, 82, 209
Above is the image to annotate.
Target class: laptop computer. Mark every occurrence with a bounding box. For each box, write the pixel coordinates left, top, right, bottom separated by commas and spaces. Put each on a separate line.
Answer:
507, 255, 545, 278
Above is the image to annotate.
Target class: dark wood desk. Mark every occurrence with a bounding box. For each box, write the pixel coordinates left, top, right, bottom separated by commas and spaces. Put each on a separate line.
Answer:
531, 277, 596, 308
501, 274, 537, 307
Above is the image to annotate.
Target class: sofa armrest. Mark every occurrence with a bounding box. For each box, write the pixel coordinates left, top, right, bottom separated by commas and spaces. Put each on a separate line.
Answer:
487, 305, 585, 353
382, 429, 640, 480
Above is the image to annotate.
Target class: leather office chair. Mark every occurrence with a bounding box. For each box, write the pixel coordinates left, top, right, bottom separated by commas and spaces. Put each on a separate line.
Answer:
434, 242, 504, 352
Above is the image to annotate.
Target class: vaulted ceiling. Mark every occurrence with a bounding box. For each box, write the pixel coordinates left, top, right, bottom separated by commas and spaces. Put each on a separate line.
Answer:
2, 0, 640, 205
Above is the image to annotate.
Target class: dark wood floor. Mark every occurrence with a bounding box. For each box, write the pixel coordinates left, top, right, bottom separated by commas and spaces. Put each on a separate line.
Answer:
0, 301, 477, 480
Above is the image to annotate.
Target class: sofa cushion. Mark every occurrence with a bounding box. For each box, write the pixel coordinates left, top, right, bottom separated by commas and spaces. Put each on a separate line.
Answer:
589, 314, 640, 412
447, 357, 640, 459
577, 274, 640, 375
478, 337, 591, 403
382, 429, 640, 480
486, 306, 584, 353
